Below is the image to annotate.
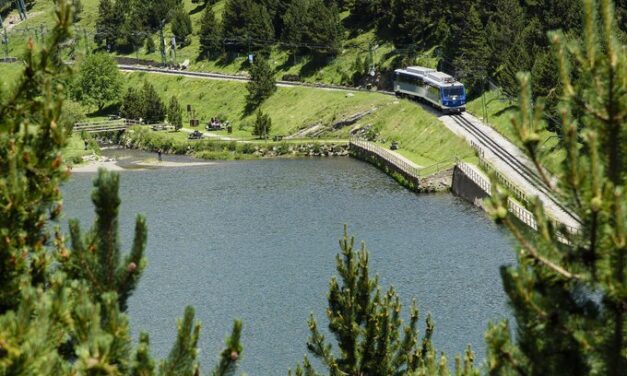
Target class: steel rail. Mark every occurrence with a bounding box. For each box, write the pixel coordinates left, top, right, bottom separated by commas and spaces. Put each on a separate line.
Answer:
450, 113, 580, 225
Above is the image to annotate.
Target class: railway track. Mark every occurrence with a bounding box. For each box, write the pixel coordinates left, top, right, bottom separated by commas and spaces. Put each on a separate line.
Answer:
449, 113, 580, 226
118, 64, 395, 95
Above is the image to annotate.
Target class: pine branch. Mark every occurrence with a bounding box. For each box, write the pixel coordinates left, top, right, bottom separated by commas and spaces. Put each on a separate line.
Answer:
211, 320, 243, 376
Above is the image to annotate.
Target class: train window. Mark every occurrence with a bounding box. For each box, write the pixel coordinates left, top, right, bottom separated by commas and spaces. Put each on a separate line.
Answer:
397, 73, 422, 85
443, 86, 464, 97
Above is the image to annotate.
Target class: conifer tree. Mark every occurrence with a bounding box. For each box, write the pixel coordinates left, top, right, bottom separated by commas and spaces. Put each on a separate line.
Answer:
0, 0, 75, 314
452, 5, 489, 97
246, 56, 276, 110
199, 4, 221, 59
142, 81, 167, 123
95, 0, 119, 48
168, 95, 183, 131
171, 6, 193, 47
281, 0, 309, 53
252, 109, 272, 139
293, 226, 480, 375
0, 3, 245, 376
62, 170, 147, 312
390, 0, 428, 47
222, 0, 274, 50
121, 87, 145, 120
303, 0, 343, 57
485, 1, 627, 374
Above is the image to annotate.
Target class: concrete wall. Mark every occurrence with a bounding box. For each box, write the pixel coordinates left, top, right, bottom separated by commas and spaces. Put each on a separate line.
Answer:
349, 142, 452, 192
451, 165, 490, 208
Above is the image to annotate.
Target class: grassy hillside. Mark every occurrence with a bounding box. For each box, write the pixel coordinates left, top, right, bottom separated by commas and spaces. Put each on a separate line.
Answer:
120, 71, 474, 166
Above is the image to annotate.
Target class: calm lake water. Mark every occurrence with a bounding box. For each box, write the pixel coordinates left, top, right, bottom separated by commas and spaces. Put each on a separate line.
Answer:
61, 155, 515, 375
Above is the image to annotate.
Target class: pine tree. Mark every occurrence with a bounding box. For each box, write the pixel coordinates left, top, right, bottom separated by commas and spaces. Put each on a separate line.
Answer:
0, 0, 75, 314
0, 4, 245, 375
121, 87, 145, 120
390, 0, 428, 47
246, 56, 276, 110
452, 5, 489, 97
303, 0, 343, 57
252, 109, 272, 139
168, 95, 183, 131
293, 226, 480, 375
485, 0, 526, 94
222, 0, 274, 51
199, 4, 221, 59
171, 6, 193, 47
485, 1, 627, 374
281, 0, 308, 50
142, 81, 167, 123
62, 170, 148, 311
95, 0, 118, 48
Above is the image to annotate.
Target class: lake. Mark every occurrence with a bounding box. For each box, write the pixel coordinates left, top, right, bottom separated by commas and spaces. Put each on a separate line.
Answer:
61, 155, 515, 374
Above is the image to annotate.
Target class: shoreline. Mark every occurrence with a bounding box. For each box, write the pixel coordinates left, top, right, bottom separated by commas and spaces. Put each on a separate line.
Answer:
70, 152, 217, 173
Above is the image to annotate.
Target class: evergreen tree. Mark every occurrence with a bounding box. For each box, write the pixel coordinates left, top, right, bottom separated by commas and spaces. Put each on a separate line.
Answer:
485, 1, 627, 374
389, 0, 427, 47
292, 226, 480, 375
281, 0, 308, 49
168, 95, 183, 131
222, 0, 274, 51
199, 4, 221, 59
62, 170, 147, 311
142, 81, 167, 123
0, 4, 244, 376
246, 56, 276, 110
73, 52, 122, 110
452, 5, 489, 97
303, 0, 343, 57
485, 0, 526, 97
95, 0, 118, 48
252, 109, 272, 139
350, 0, 378, 27
121, 87, 145, 120
171, 6, 193, 47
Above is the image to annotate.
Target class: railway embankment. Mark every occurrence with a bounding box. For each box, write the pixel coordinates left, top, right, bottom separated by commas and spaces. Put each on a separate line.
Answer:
349, 140, 453, 192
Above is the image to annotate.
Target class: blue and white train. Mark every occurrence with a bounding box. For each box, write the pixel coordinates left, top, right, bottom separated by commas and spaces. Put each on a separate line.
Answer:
393, 66, 466, 113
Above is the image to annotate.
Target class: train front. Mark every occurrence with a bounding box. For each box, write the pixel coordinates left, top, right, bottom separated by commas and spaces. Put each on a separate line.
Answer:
441, 84, 466, 113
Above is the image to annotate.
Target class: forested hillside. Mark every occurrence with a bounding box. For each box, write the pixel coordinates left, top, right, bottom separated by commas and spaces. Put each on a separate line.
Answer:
4, 0, 626, 92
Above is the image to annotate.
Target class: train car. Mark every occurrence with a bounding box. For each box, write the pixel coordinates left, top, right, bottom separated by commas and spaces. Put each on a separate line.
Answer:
393, 66, 466, 113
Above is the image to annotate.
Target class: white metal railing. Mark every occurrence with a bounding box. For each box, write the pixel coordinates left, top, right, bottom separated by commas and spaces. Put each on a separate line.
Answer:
350, 139, 421, 178
73, 119, 143, 132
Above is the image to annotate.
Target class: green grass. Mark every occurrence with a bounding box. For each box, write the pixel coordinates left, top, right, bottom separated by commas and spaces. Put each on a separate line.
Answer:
465, 91, 564, 173
121, 71, 474, 166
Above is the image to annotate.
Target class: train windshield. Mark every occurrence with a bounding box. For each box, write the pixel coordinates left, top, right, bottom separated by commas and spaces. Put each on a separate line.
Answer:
442, 86, 465, 97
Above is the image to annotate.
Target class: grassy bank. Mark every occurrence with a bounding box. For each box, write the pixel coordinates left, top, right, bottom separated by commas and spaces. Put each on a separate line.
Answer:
465, 91, 564, 173
120, 72, 475, 166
